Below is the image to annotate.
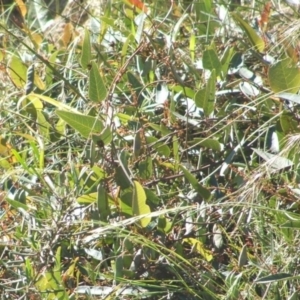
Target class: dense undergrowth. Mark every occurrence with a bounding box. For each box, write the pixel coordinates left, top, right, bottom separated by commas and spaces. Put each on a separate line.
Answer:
1, 0, 300, 299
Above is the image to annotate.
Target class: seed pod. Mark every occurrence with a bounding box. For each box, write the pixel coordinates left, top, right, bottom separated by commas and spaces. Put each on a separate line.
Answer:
25, 64, 34, 95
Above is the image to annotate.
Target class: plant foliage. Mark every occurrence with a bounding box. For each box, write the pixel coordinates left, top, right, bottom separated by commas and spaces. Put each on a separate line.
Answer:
1, 0, 300, 299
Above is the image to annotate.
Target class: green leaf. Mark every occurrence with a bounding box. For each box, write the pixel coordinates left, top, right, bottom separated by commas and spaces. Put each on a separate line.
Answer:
132, 180, 151, 228
169, 85, 196, 99
35, 271, 67, 299
25, 258, 34, 279
7, 199, 29, 211
19, 94, 43, 115
8, 55, 27, 88
115, 150, 132, 189
148, 123, 171, 136
56, 110, 104, 138
269, 58, 300, 93
203, 49, 221, 75
139, 56, 153, 77
29, 93, 79, 113
179, 165, 211, 200
232, 13, 265, 52
238, 245, 248, 267
189, 138, 222, 151
100, 16, 115, 27
36, 111, 51, 139
77, 193, 97, 204
97, 183, 110, 222
280, 111, 299, 133
221, 46, 235, 76
133, 130, 142, 158
35, 247, 67, 299
121, 34, 135, 64
281, 220, 300, 228
183, 238, 213, 261
127, 72, 144, 105
120, 190, 133, 216
55, 246, 61, 269
194, 69, 216, 116
46, 51, 58, 86
255, 273, 293, 283
114, 255, 123, 282
158, 216, 173, 233
80, 28, 91, 69
138, 156, 153, 179
99, 16, 111, 43
146, 136, 170, 157
173, 135, 179, 168
144, 188, 160, 205
194, 0, 212, 22
34, 71, 45, 91
116, 113, 138, 123
89, 61, 107, 102
92, 166, 106, 179
91, 126, 113, 146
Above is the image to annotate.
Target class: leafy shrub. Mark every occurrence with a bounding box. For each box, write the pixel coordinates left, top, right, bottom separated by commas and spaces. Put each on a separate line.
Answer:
0, 0, 300, 299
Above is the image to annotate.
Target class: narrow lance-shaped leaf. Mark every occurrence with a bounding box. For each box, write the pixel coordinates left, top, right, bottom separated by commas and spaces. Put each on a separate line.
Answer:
232, 13, 265, 52
115, 150, 132, 189
255, 273, 293, 284
114, 256, 124, 283
29, 93, 79, 113
238, 245, 248, 267
56, 110, 103, 138
221, 46, 235, 76
194, 69, 216, 116
203, 49, 222, 76
89, 61, 107, 102
188, 138, 222, 151
80, 28, 91, 69
97, 183, 110, 222
132, 180, 151, 228
121, 34, 135, 65
179, 165, 211, 200
36, 111, 50, 139
77, 193, 96, 204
